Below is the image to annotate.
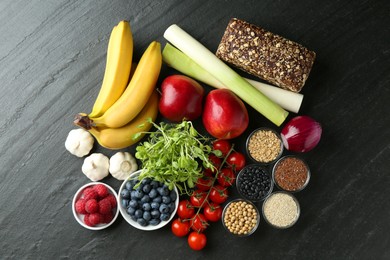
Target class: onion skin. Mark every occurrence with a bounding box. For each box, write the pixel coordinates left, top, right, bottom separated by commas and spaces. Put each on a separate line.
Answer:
281, 116, 322, 152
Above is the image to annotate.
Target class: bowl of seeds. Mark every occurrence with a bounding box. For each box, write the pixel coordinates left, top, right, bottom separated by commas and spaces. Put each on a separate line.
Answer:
246, 127, 284, 165
222, 199, 260, 236
272, 155, 310, 193
262, 191, 300, 229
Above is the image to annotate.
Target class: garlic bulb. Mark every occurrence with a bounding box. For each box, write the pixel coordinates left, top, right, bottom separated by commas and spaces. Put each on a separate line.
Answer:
65, 128, 94, 157
82, 153, 110, 181
109, 152, 138, 180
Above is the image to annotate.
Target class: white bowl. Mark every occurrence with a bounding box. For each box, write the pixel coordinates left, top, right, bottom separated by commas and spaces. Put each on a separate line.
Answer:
72, 182, 119, 230
117, 169, 179, 231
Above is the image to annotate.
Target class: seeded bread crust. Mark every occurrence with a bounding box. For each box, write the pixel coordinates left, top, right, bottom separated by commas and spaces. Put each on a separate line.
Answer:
216, 18, 316, 92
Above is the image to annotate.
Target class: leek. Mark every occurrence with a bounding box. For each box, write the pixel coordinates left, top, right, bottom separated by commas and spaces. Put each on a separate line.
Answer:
163, 43, 303, 113
163, 24, 288, 126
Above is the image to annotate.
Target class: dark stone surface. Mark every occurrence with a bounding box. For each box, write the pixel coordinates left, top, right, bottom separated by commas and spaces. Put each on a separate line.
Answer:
1, 0, 389, 259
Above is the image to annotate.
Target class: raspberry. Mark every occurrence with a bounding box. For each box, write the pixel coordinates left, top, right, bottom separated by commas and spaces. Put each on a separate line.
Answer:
89, 213, 103, 226
102, 212, 114, 224
83, 187, 98, 200
98, 198, 112, 215
106, 193, 117, 208
84, 214, 93, 227
85, 199, 99, 213
75, 199, 87, 214
94, 184, 109, 198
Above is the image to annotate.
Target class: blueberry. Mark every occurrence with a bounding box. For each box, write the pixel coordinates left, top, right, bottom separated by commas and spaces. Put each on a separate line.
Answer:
168, 202, 176, 213
160, 213, 170, 221
151, 202, 160, 210
121, 189, 130, 199
148, 189, 158, 199
141, 178, 151, 185
150, 180, 159, 189
137, 218, 147, 226
143, 211, 151, 221
149, 218, 160, 226
169, 190, 177, 201
121, 199, 129, 208
142, 184, 151, 193
141, 195, 150, 203
130, 190, 137, 199
135, 189, 144, 199
159, 187, 169, 196
153, 196, 162, 203
151, 209, 160, 219
127, 206, 135, 215
130, 179, 138, 186
129, 199, 138, 208
134, 209, 143, 219
142, 203, 151, 211
159, 204, 169, 214
125, 181, 133, 190
162, 196, 171, 204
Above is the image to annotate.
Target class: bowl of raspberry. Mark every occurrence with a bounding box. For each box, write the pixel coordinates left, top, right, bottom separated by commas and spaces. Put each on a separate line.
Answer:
72, 182, 119, 230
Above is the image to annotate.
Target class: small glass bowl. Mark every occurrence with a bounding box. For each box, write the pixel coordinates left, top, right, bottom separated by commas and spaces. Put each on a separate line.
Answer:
262, 191, 300, 229
272, 155, 311, 193
222, 199, 260, 237
236, 164, 274, 202
246, 127, 284, 165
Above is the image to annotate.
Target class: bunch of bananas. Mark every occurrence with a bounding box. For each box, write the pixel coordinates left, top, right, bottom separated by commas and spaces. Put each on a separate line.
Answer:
74, 21, 162, 149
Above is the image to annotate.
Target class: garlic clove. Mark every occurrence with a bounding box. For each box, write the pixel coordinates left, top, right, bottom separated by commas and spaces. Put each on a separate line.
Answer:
65, 128, 94, 157
109, 152, 138, 180
82, 153, 109, 181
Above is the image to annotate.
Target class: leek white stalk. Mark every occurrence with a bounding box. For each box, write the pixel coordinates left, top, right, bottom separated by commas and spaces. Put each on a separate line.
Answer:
163, 24, 288, 126
163, 43, 303, 113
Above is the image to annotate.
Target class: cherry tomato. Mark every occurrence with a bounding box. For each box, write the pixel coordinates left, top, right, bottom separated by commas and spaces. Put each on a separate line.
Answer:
217, 168, 236, 187
190, 190, 207, 208
212, 140, 231, 157
204, 203, 222, 222
177, 200, 195, 219
204, 154, 222, 175
188, 232, 207, 251
227, 151, 246, 172
195, 174, 213, 191
171, 218, 191, 237
209, 185, 228, 204
190, 213, 208, 232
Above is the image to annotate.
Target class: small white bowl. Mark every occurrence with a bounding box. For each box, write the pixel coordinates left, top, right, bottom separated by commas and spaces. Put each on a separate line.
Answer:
117, 169, 179, 231
72, 182, 119, 230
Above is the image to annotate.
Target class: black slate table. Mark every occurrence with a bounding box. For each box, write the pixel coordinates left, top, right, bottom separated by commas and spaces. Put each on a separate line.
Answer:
1, 0, 389, 259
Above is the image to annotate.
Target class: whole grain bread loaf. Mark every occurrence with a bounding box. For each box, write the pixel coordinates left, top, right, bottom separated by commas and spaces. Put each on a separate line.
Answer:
216, 18, 316, 92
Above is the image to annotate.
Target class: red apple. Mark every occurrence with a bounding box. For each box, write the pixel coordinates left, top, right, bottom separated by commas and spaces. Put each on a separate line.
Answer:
202, 89, 249, 139
159, 75, 205, 122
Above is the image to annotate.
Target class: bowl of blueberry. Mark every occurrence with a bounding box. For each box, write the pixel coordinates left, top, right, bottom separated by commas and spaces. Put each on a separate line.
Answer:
117, 169, 179, 231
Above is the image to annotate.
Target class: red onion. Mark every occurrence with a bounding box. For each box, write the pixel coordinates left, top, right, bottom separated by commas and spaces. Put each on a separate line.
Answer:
280, 116, 322, 152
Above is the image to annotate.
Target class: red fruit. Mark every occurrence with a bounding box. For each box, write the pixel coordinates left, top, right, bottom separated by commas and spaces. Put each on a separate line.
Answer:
195, 175, 213, 191
93, 184, 109, 198
102, 212, 114, 224
89, 213, 103, 226
106, 193, 117, 208
171, 218, 191, 237
204, 154, 222, 175
188, 232, 207, 251
204, 203, 222, 222
190, 190, 207, 208
217, 168, 236, 187
98, 198, 112, 215
84, 214, 93, 227
190, 213, 208, 232
202, 89, 249, 139
159, 75, 205, 122
82, 187, 98, 200
75, 199, 87, 214
85, 199, 99, 214
226, 152, 246, 172
209, 185, 228, 204
177, 200, 195, 219
212, 140, 232, 157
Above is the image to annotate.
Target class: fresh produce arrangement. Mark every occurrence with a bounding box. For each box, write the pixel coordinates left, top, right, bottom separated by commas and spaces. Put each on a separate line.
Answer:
66, 18, 323, 251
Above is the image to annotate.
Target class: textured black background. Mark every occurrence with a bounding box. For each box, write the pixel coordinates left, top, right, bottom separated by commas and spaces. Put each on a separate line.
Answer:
1, 0, 389, 259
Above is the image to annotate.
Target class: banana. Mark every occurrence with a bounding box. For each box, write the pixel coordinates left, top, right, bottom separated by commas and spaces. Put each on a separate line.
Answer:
88, 90, 159, 149
88, 20, 133, 118
89, 41, 162, 128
